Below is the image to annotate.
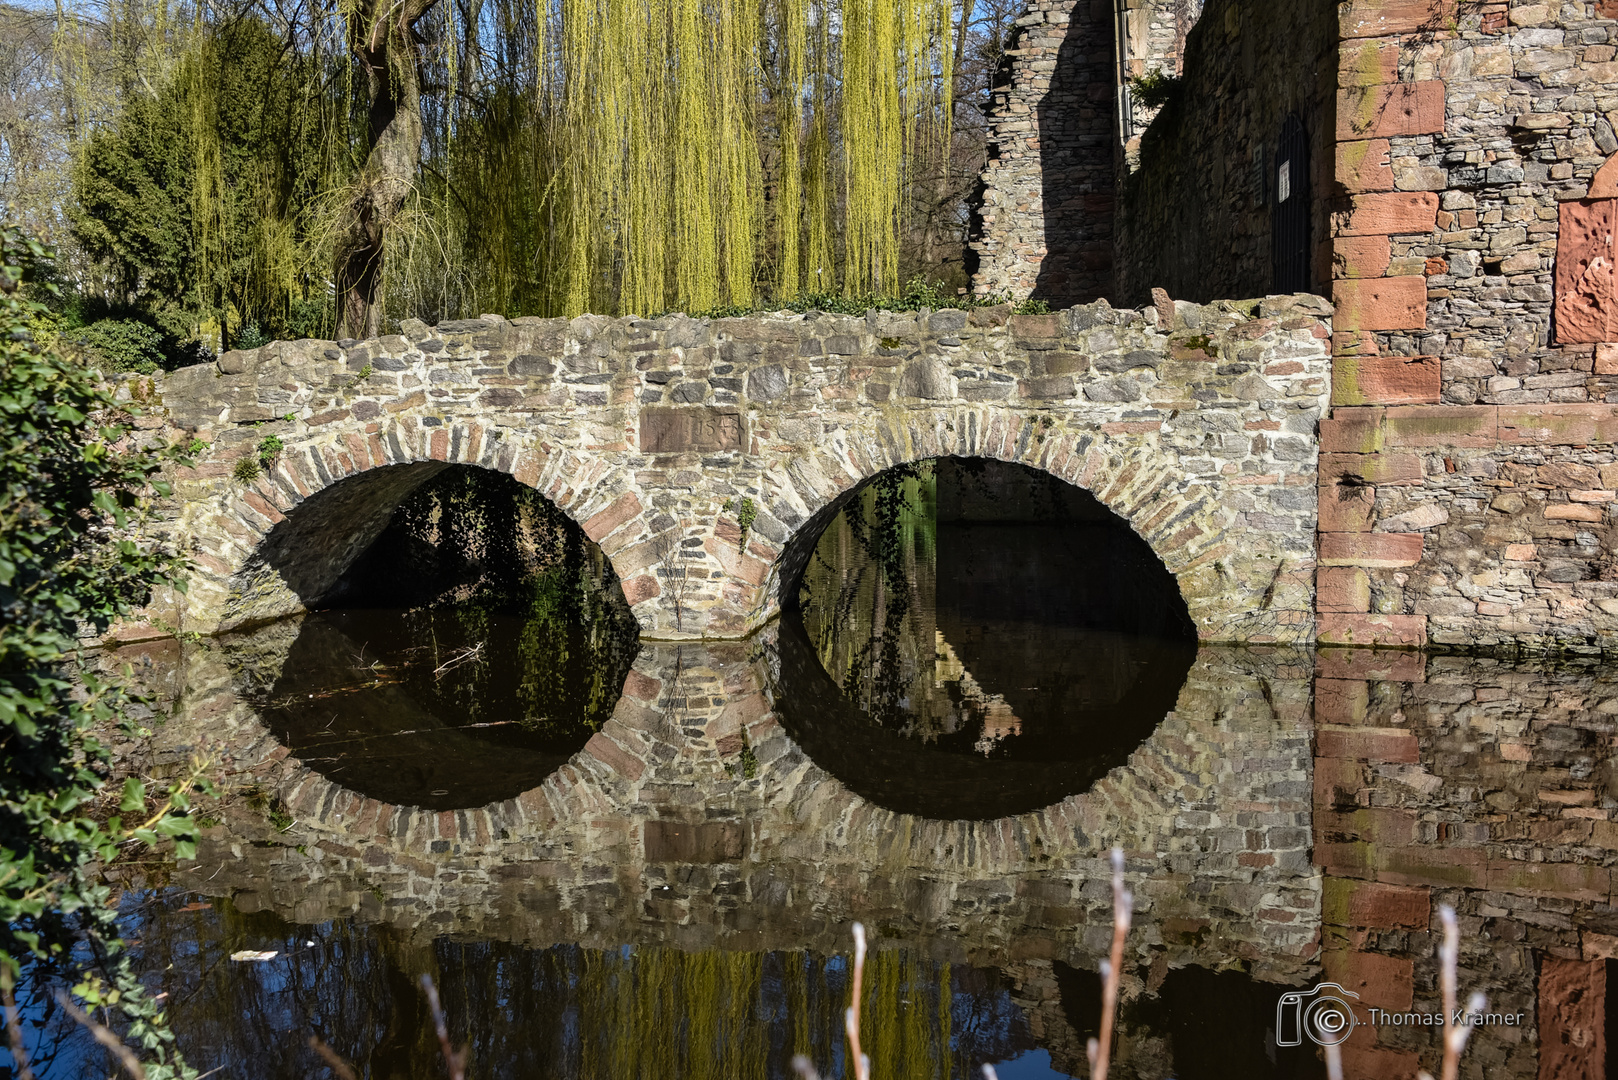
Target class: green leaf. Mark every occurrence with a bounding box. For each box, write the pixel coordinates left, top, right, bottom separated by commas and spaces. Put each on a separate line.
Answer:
119, 777, 147, 813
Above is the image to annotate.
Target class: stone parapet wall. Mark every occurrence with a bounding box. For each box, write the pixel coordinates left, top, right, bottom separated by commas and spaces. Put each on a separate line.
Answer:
1115, 0, 1339, 306
126, 297, 1330, 644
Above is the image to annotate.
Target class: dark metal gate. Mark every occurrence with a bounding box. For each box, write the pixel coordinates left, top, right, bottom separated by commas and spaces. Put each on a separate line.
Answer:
1272, 116, 1311, 294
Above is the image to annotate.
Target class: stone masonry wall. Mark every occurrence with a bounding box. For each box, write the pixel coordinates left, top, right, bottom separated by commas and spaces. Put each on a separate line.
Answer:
969, 0, 1200, 306
1114, 0, 1340, 306
122, 297, 1331, 645
1323, 0, 1618, 653
969, 0, 1119, 305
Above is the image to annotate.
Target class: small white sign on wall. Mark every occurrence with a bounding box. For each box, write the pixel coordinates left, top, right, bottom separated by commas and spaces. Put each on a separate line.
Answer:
1277, 161, 1291, 203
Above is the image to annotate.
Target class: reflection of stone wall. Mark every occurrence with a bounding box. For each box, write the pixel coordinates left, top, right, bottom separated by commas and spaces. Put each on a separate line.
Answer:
126, 298, 1330, 645
125, 636, 1320, 993
1314, 650, 1618, 1078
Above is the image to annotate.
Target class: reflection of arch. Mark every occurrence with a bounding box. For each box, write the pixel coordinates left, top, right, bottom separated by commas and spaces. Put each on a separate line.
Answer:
156, 635, 1320, 981
1554, 154, 1618, 345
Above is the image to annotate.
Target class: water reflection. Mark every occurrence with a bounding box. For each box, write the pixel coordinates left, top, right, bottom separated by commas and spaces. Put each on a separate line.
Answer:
779, 458, 1197, 818
226, 466, 640, 810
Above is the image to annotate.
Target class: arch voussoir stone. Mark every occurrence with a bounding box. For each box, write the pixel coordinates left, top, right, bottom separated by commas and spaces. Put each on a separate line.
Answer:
135, 296, 1331, 643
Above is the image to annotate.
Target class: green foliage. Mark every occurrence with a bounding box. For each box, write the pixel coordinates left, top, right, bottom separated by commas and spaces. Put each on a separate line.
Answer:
1013, 298, 1052, 315
255, 435, 283, 468
1129, 70, 1182, 110
722, 496, 759, 550
70, 318, 166, 374
0, 223, 205, 1076
70, 17, 332, 354
236, 323, 271, 350
231, 456, 261, 483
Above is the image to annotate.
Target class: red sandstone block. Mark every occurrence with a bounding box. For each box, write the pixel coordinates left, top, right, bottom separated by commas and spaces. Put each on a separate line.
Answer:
584, 732, 645, 781
1336, 1044, 1422, 1079
1315, 647, 1425, 682
1339, 0, 1458, 38
1323, 947, 1415, 1012
1320, 532, 1425, 568
1319, 483, 1377, 532
1376, 844, 1488, 890
1498, 404, 1618, 447
1339, 40, 1400, 86
1317, 612, 1429, 648
1332, 354, 1440, 405
1333, 276, 1429, 332
1334, 234, 1393, 279
621, 573, 660, 605
1546, 503, 1607, 522
583, 491, 644, 542
429, 428, 449, 461
1320, 408, 1386, 454
1383, 404, 1500, 447
1321, 452, 1422, 487
1489, 860, 1613, 901
1323, 877, 1430, 929
1337, 81, 1446, 139
1318, 726, 1420, 763
1593, 343, 1618, 376
1319, 566, 1373, 612
1316, 678, 1371, 723
1336, 139, 1396, 194
1334, 192, 1440, 237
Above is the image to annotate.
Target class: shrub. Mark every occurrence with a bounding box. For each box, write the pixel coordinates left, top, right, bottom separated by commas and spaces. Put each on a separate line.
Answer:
71, 318, 166, 374
0, 223, 206, 1078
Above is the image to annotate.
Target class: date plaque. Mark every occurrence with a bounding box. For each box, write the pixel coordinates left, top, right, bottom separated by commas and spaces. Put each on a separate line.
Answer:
640, 407, 745, 453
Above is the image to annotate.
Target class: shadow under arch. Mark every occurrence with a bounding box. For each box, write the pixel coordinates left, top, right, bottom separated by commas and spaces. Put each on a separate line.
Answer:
768, 456, 1197, 819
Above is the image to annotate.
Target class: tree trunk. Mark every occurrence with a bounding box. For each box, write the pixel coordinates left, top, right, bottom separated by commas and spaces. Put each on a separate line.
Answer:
335, 0, 437, 340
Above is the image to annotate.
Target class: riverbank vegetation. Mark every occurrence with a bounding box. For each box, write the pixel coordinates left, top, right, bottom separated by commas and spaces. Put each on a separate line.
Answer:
0, 226, 212, 1075
2, 0, 1027, 363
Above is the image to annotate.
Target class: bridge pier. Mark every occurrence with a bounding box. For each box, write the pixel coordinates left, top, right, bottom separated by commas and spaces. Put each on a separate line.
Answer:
129, 296, 1330, 643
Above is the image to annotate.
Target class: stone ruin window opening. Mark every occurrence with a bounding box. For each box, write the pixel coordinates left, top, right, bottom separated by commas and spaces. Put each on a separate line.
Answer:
1272, 114, 1311, 294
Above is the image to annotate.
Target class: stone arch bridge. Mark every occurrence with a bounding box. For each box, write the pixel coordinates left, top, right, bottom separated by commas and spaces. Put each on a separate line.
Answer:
127, 294, 1331, 643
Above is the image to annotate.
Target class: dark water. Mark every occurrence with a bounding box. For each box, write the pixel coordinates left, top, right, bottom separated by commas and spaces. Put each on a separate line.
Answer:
21, 459, 1618, 1080
777, 459, 1198, 818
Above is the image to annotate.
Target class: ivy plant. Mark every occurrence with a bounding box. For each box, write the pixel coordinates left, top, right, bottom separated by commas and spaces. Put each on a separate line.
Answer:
0, 221, 206, 1078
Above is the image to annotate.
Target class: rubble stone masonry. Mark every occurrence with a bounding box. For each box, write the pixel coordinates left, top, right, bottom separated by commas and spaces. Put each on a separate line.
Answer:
122, 297, 1329, 645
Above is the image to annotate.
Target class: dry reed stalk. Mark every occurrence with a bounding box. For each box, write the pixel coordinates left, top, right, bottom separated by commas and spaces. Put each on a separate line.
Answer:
844, 922, 870, 1080
1087, 847, 1133, 1080
419, 974, 466, 1080
54, 993, 145, 1080
1417, 905, 1486, 1080
1, 968, 36, 1080
309, 1036, 360, 1080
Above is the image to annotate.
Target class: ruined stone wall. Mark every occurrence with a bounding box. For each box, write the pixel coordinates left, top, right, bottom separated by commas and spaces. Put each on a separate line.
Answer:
1322, 0, 1618, 653
1114, 0, 1340, 306
968, 0, 1204, 306
969, 0, 1119, 306
122, 298, 1330, 646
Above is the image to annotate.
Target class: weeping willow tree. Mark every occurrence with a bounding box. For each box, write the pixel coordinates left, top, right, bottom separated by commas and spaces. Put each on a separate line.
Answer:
59, 0, 956, 341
